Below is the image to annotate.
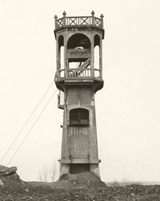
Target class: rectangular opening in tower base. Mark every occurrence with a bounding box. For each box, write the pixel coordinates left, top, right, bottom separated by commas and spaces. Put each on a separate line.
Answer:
70, 164, 90, 174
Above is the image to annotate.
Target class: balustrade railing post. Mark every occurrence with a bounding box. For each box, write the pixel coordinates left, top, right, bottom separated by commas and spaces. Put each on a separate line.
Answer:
54, 15, 58, 29
100, 14, 104, 28
63, 11, 66, 26
91, 11, 95, 26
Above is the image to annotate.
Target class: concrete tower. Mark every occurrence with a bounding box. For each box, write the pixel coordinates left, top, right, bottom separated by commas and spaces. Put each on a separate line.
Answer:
54, 11, 104, 177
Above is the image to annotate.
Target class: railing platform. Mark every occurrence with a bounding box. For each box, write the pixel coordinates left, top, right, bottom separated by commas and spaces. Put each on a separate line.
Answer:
54, 11, 104, 31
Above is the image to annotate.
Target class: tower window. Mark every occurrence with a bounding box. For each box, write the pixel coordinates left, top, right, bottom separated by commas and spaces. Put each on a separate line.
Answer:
70, 108, 89, 126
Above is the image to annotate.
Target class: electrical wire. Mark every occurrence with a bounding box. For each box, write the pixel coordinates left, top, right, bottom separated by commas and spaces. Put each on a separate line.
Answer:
7, 88, 57, 166
0, 80, 55, 164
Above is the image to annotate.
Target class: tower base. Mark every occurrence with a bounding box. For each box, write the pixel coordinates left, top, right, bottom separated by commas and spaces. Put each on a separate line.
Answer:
59, 162, 100, 178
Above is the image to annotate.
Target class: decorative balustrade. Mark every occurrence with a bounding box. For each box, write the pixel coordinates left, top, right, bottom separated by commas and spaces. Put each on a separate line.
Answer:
68, 68, 91, 77
54, 11, 104, 30
54, 68, 101, 81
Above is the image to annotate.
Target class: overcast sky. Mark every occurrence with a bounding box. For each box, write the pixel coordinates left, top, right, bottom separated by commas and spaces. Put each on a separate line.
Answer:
0, 0, 160, 182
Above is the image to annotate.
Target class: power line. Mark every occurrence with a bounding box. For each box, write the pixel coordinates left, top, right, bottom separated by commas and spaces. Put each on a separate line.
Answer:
7, 89, 57, 166
0, 80, 55, 164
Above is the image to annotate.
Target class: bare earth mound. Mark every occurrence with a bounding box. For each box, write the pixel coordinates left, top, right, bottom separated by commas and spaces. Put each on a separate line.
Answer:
56, 172, 106, 188
1, 167, 160, 200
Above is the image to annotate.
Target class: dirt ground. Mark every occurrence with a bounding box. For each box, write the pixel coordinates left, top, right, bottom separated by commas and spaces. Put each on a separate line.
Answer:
1, 172, 160, 201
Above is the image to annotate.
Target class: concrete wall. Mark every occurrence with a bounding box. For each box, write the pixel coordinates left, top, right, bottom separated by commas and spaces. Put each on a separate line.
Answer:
60, 85, 100, 176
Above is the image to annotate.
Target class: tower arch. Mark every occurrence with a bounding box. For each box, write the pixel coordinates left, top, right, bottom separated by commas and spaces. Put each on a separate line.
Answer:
94, 34, 101, 77
58, 35, 64, 77
67, 34, 91, 49
58, 35, 64, 49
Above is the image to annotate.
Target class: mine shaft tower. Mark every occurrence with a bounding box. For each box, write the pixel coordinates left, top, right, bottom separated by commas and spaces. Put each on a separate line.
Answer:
54, 11, 104, 177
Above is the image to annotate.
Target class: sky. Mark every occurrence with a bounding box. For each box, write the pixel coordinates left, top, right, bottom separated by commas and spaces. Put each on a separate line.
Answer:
0, 0, 160, 183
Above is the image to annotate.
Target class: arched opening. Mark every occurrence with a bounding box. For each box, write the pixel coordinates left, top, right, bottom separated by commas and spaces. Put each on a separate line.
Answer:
69, 108, 89, 126
67, 34, 91, 77
94, 35, 100, 77
58, 35, 64, 50
67, 34, 91, 49
58, 35, 64, 77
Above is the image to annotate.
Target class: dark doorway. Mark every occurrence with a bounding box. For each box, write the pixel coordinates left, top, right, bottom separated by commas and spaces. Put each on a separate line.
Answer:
70, 164, 90, 174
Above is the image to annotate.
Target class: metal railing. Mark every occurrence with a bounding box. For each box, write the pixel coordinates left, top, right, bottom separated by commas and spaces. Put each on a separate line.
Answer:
54, 11, 104, 29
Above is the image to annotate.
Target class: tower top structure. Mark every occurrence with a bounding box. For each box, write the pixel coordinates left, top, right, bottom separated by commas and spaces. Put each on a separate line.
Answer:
54, 11, 104, 38
54, 11, 105, 93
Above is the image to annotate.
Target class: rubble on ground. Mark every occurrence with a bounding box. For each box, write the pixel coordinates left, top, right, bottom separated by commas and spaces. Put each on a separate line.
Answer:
0, 165, 26, 189
1, 168, 160, 200
0, 165, 17, 176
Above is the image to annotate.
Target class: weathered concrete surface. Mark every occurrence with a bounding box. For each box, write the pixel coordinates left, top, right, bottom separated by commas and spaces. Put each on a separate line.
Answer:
0, 164, 26, 189
0, 179, 3, 186
0, 165, 17, 176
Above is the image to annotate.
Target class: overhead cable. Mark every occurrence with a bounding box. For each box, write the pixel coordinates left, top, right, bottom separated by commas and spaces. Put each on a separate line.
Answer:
0, 80, 55, 164
7, 88, 57, 166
